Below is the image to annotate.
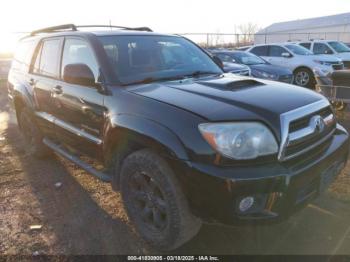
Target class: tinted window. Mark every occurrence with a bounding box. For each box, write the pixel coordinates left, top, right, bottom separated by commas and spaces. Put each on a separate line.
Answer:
250, 46, 268, 56
61, 38, 99, 81
98, 35, 222, 85
299, 43, 311, 49
313, 43, 333, 55
216, 54, 235, 63
34, 39, 61, 78
269, 45, 287, 57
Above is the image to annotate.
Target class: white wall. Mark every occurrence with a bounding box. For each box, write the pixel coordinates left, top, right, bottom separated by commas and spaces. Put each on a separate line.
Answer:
254, 24, 350, 44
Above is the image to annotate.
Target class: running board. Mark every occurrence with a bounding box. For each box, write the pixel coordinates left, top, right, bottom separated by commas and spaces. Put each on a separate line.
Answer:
43, 138, 112, 182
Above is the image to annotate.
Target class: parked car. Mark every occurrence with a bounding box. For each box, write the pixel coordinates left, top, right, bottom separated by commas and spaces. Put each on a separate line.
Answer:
206, 49, 250, 76
247, 43, 344, 88
297, 40, 350, 69
8, 24, 349, 251
211, 50, 293, 83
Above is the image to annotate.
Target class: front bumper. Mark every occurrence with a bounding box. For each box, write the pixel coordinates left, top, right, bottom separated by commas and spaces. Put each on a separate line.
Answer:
175, 125, 349, 225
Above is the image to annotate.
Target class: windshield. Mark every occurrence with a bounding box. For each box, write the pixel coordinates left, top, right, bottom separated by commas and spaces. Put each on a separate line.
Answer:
230, 52, 266, 65
328, 41, 350, 53
97, 35, 222, 85
285, 44, 313, 55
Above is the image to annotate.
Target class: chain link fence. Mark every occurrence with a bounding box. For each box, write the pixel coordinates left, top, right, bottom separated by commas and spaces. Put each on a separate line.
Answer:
180, 32, 350, 48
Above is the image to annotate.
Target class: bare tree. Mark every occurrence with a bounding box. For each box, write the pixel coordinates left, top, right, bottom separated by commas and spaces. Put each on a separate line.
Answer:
237, 23, 260, 46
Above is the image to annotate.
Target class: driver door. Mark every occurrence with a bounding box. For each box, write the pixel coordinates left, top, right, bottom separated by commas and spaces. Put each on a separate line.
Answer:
51, 37, 106, 158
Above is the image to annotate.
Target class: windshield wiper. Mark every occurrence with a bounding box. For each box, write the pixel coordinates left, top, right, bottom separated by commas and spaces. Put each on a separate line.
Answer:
123, 75, 185, 86
183, 71, 221, 78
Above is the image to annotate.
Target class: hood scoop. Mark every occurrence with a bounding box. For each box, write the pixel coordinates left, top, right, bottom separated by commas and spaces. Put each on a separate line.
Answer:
196, 78, 264, 91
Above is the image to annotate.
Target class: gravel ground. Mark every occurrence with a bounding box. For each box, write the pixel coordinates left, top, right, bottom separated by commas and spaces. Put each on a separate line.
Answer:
1, 83, 350, 255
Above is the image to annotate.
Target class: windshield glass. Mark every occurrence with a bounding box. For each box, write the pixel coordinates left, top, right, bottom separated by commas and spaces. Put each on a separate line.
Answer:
230, 52, 266, 65
285, 44, 313, 55
98, 35, 222, 85
328, 41, 350, 53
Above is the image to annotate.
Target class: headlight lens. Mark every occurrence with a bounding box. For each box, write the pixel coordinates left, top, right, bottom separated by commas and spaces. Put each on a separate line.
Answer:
313, 60, 332, 66
199, 122, 278, 160
253, 70, 278, 80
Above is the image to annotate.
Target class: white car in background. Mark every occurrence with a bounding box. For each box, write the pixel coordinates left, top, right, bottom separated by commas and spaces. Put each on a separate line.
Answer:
247, 43, 343, 88
297, 40, 350, 69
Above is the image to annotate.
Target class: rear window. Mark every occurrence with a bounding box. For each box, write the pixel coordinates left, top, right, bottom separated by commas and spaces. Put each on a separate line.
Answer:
12, 40, 37, 72
299, 43, 311, 49
250, 46, 268, 56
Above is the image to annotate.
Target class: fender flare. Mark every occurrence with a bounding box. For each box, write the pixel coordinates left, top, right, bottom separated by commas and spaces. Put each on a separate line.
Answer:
104, 114, 189, 161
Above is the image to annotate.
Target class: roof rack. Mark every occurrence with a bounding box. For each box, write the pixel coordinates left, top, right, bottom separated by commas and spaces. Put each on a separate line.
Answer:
29, 24, 152, 36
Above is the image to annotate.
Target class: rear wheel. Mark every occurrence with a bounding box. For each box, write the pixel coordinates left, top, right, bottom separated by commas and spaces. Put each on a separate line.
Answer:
120, 149, 201, 251
294, 68, 315, 89
19, 108, 51, 158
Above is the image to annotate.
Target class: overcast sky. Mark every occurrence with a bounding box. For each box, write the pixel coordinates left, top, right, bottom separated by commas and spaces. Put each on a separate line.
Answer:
0, 0, 349, 52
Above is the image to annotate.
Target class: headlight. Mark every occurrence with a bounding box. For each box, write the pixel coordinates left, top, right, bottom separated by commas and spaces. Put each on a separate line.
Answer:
253, 70, 278, 80
313, 60, 332, 66
198, 122, 278, 160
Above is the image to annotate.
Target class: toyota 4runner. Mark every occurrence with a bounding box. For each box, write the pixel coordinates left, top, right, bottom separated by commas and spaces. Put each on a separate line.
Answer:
8, 24, 349, 250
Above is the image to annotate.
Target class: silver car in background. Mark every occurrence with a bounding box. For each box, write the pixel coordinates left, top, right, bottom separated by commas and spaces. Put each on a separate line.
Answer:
247, 43, 343, 88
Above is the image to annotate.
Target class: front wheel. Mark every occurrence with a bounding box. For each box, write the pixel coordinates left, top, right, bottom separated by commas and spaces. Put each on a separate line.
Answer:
120, 149, 202, 251
294, 68, 315, 89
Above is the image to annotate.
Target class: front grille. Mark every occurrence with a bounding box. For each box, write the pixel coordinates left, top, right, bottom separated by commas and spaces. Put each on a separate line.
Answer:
343, 61, 350, 68
289, 107, 333, 132
332, 63, 345, 70
279, 101, 336, 162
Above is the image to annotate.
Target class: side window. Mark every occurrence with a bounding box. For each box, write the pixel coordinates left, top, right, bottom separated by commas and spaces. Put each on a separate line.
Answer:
217, 54, 234, 63
36, 39, 61, 78
300, 43, 311, 49
269, 46, 288, 57
61, 38, 99, 82
313, 43, 333, 55
13, 40, 37, 72
250, 46, 268, 56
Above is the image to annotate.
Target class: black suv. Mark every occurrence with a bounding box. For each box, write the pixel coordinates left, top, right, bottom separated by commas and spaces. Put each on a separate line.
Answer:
8, 24, 349, 250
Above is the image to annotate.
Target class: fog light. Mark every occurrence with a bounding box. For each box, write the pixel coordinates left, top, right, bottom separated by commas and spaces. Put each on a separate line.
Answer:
239, 196, 255, 212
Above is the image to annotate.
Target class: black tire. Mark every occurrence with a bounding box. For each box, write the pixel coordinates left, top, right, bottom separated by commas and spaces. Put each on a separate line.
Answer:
294, 68, 315, 89
120, 149, 201, 251
18, 107, 51, 158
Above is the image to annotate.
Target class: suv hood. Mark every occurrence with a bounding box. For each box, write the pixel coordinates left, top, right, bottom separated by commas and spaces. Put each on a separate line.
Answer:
128, 74, 324, 133
334, 52, 350, 60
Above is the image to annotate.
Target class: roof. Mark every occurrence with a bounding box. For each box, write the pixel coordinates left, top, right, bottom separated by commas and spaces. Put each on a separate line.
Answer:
258, 12, 350, 34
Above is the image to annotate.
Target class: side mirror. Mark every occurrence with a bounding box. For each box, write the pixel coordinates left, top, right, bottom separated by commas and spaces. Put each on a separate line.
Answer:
63, 63, 97, 87
212, 56, 224, 69
281, 52, 292, 58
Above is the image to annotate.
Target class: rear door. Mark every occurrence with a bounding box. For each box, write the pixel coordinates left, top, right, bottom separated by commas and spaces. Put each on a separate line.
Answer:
51, 37, 106, 158
30, 37, 63, 138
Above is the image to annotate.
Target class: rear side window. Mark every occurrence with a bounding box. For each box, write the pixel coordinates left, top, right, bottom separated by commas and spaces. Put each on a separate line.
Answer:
33, 39, 61, 78
12, 40, 37, 72
250, 46, 268, 56
300, 43, 311, 49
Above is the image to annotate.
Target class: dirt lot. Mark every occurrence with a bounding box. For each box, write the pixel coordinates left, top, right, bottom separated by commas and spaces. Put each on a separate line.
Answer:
1, 82, 350, 255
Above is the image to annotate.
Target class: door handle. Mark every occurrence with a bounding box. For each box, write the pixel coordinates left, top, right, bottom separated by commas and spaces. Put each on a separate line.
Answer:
53, 85, 63, 95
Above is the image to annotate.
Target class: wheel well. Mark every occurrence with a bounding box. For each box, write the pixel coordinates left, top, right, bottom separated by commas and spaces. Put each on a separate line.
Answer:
13, 97, 26, 128
293, 66, 313, 75
105, 129, 171, 190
